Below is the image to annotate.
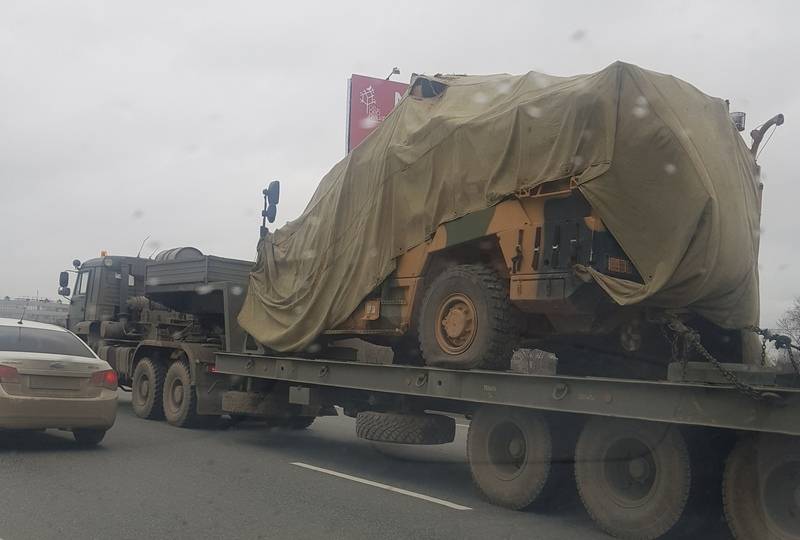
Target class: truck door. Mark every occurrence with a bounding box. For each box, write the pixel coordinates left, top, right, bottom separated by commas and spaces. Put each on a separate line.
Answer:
67, 268, 93, 331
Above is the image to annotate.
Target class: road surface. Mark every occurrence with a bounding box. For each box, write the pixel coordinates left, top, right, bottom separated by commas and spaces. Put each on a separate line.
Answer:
0, 393, 731, 539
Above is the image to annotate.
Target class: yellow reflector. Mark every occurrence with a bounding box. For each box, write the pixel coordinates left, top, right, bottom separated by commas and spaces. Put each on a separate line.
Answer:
608, 257, 632, 274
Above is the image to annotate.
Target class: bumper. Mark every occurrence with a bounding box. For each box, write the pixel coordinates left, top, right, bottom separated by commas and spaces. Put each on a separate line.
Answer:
0, 387, 117, 430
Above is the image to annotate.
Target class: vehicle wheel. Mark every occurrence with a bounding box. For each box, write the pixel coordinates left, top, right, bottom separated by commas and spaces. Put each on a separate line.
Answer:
418, 264, 520, 370
467, 406, 556, 510
287, 416, 316, 430
723, 434, 800, 540
131, 358, 165, 420
73, 428, 106, 447
163, 359, 204, 428
574, 417, 691, 539
356, 411, 455, 445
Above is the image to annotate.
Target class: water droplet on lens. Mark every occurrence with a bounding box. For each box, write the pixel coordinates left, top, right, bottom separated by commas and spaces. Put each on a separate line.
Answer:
525, 105, 542, 118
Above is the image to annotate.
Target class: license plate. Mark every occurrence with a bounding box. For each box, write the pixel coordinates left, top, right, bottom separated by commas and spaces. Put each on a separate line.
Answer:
29, 375, 82, 390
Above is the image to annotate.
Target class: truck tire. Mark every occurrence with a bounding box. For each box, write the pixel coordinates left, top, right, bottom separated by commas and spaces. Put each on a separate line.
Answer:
163, 359, 204, 428
418, 264, 519, 370
355, 411, 455, 445
723, 434, 800, 540
467, 406, 556, 510
72, 428, 107, 447
574, 417, 691, 539
131, 357, 165, 420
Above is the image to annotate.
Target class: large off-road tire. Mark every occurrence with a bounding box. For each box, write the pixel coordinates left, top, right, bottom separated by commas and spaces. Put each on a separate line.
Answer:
131, 358, 165, 420
355, 411, 455, 445
163, 359, 204, 428
723, 434, 800, 540
467, 406, 557, 510
72, 428, 106, 447
418, 264, 519, 370
574, 417, 692, 539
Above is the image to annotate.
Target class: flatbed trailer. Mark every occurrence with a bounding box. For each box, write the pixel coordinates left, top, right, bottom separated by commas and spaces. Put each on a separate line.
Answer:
215, 350, 800, 540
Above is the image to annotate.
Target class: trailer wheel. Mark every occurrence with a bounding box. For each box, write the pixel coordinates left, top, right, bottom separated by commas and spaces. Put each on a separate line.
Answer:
467, 406, 556, 510
574, 417, 691, 539
131, 357, 165, 420
163, 359, 206, 428
356, 411, 455, 445
723, 434, 800, 540
418, 264, 519, 370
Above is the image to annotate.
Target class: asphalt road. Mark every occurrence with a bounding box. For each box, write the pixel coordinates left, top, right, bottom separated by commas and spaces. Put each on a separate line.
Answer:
0, 394, 730, 540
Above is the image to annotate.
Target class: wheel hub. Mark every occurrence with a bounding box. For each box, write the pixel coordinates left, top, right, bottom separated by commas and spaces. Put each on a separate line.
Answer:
172, 382, 184, 406
628, 457, 650, 482
762, 459, 800, 536
436, 293, 477, 355
487, 422, 527, 479
603, 438, 657, 505
139, 379, 150, 400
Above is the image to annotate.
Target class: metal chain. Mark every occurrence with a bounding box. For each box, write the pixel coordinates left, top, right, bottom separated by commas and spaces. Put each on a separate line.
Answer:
747, 325, 800, 377
682, 330, 767, 401
667, 318, 767, 401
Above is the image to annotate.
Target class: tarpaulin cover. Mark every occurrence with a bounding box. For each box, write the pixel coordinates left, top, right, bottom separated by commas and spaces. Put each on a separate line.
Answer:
239, 61, 761, 351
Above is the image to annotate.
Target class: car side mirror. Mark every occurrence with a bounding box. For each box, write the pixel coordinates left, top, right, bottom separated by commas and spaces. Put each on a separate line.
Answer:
58, 286, 71, 297
59, 271, 69, 288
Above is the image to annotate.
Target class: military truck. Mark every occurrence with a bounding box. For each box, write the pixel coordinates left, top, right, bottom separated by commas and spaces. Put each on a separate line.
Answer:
239, 63, 772, 379
57, 247, 310, 428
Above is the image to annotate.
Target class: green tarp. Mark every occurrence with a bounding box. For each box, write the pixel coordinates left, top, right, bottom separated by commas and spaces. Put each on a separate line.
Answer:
239, 61, 761, 351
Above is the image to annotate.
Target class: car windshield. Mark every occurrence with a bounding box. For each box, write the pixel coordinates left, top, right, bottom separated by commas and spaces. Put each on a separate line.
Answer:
0, 326, 94, 358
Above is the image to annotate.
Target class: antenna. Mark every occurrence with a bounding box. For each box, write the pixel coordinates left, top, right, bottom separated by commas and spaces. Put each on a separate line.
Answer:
17, 303, 28, 325
136, 234, 151, 258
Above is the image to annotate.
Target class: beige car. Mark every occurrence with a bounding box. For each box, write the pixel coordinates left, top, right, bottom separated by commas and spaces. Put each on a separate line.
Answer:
0, 317, 117, 446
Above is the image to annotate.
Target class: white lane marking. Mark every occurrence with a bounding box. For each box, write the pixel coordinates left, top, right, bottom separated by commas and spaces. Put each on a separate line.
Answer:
456, 423, 470, 428
291, 462, 472, 511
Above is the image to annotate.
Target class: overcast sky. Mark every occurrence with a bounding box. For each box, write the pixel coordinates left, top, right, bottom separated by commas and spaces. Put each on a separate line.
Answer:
1, 0, 797, 327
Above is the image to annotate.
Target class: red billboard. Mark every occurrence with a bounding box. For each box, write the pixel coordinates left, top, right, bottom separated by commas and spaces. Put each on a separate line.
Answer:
347, 74, 408, 152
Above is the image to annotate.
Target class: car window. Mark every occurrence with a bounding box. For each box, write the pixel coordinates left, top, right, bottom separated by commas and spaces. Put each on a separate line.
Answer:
0, 326, 95, 358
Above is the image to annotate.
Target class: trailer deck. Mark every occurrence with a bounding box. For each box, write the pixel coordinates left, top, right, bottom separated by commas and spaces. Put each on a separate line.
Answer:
215, 352, 800, 436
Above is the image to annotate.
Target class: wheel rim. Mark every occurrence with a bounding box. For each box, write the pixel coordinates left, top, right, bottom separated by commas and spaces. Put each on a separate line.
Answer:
136, 376, 150, 403
602, 437, 657, 507
435, 293, 477, 355
762, 459, 800, 537
166, 377, 184, 413
487, 421, 527, 479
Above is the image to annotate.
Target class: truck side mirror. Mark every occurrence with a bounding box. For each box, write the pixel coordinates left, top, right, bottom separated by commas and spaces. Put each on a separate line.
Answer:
59, 271, 69, 287
72, 259, 81, 270
266, 180, 280, 205
265, 204, 277, 223
58, 286, 71, 297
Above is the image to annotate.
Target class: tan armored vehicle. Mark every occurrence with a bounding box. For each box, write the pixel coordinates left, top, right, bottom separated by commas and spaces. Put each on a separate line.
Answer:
240, 62, 777, 375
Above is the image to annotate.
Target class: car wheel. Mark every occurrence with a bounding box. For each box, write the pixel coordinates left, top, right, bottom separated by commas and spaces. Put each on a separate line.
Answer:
73, 428, 106, 447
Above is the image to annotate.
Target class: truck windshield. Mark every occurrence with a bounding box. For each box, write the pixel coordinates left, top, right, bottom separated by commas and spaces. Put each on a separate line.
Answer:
0, 326, 95, 358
